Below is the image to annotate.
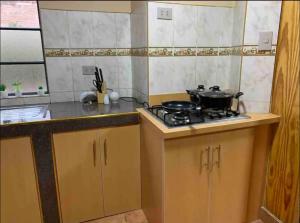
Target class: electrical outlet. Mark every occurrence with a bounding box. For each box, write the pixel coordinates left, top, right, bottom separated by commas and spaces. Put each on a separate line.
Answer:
82, 66, 95, 75
157, 7, 172, 20
258, 31, 273, 51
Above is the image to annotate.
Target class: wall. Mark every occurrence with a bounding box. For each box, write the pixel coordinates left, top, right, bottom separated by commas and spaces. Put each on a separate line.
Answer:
147, 2, 245, 95
40, 9, 132, 102
130, 1, 149, 102
39, 1, 131, 13
239, 1, 282, 113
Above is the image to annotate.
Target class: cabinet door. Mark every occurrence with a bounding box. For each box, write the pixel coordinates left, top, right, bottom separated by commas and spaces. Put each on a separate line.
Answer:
53, 130, 104, 223
164, 134, 210, 223
100, 125, 141, 216
1, 137, 42, 223
210, 128, 255, 223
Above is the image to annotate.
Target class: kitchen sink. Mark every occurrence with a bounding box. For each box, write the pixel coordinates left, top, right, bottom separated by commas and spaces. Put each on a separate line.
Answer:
0, 105, 50, 124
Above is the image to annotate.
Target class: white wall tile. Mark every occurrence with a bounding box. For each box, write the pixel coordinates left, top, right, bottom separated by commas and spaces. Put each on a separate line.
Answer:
117, 56, 132, 89
239, 100, 270, 113
173, 4, 197, 47
40, 10, 70, 48
50, 91, 74, 103
148, 2, 174, 47
196, 56, 218, 88
68, 11, 93, 48
92, 12, 116, 48
149, 57, 196, 94
131, 1, 148, 48
244, 1, 282, 45
116, 13, 131, 48
132, 56, 148, 96
197, 7, 234, 47
240, 56, 275, 102
70, 57, 96, 91
94, 56, 118, 90
23, 96, 50, 105
46, 58, 74, 92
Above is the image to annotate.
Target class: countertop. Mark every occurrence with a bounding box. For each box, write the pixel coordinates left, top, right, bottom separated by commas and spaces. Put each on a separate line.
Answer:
0, 101, 142, 137
138, 108, 280, 139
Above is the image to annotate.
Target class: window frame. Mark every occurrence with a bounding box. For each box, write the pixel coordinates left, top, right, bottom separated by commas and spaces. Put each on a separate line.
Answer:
0, 1, 49, 95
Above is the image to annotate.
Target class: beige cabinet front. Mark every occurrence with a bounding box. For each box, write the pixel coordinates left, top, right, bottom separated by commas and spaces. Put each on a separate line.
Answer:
210, 128, 254, 223
165, 134, 210, 223
1, 137, 43, 223
53, 125, 141, 223
53, 129, 105, 223
100, 125, 141, 216
164, 128, 255, 223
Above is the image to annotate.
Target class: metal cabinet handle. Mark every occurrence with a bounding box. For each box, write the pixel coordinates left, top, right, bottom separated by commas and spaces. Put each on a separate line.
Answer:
200, 146, 210, 173
213, 145, 221, 168
93, 140, 96, 167
104, 139, 108, 165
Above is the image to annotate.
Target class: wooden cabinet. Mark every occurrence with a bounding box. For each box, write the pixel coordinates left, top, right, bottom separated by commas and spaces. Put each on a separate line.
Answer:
53, 129, 105, 223
53, 125, 140, 223
1, 137, 43, 223
164, 128, 255, 223
100, 126, 141, 216
210, 129, 254, 223
165, 134, 210, 223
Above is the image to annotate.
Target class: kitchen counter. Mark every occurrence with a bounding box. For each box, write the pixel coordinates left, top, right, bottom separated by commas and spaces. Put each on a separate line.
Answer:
0, 101, 141, 137
137, 108, 280, 139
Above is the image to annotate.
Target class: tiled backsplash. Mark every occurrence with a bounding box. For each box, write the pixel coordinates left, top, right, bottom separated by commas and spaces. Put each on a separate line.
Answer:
39, 9, 132, 103
239, 1, 282, 113
1, 1, 282, 114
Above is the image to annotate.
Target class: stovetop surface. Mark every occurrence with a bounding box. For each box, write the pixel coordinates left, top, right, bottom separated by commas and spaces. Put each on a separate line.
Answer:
147, 105, 249, 128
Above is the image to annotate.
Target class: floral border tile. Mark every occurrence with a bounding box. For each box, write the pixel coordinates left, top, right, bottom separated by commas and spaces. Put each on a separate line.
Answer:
116, 48, 132, 56
44, 46, 277, 57
242, 45, 277, 56
174, 47, 196, 56
148, 47, 173, 57
45, 49, 70, 57
132, 48, 148, 56
218, 47, 232, 56
70, 49, 94, 57
94, 48, 117, 56
197, 47, 218, 56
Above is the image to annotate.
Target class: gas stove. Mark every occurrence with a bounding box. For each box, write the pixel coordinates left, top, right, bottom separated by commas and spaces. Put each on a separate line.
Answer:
147, 105, 249, 127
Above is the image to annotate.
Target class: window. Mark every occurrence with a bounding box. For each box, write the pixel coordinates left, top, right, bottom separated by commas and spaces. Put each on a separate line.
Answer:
0, 1, 48, 96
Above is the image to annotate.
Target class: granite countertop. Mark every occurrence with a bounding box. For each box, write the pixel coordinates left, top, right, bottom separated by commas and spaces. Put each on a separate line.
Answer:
0, 101, 142, 137
0, 100, 141, 126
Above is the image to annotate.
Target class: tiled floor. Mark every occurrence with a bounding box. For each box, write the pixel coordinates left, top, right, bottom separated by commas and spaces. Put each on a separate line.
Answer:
87, 209, 263, 223
87, 210, 147, 223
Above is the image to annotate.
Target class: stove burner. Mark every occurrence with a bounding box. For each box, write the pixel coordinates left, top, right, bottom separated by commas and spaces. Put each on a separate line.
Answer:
172, 111, 190, 121
146, 102, 245, 127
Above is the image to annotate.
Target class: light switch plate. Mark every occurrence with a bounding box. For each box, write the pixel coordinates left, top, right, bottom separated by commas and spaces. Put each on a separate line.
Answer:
258, 31, 273, 51
157, 7, 172, 20
82, 66, 95, 75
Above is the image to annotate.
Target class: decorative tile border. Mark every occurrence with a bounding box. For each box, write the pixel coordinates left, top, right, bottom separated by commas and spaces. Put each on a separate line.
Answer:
45, 46, 277, 57
197, 47, 219, 56
94, 48, 117, 56
131, 48, 148, 56
242, 45, 276, 56
174, 47, 197, 56
148, 47, 173, 56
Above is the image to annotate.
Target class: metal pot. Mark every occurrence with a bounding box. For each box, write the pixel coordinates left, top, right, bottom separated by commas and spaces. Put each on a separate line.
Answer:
186, 85, 243, 111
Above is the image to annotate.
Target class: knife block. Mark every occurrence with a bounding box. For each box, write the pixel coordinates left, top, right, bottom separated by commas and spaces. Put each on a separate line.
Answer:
97, 81, 107, 104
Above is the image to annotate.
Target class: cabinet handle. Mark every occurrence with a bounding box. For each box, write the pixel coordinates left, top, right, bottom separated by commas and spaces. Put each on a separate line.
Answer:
213, 145, 221, 168
200, 146, 210, 172
104, 139, 108, 166
93, 140, 96, 167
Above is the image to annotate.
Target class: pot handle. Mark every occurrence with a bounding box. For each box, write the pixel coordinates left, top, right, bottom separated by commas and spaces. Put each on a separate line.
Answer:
235, 92, 244, 99
209, 86, 221, 91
